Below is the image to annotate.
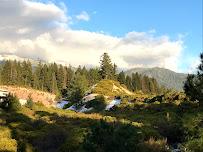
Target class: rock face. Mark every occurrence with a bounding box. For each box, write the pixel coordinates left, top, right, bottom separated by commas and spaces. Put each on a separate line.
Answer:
125, 67, 187, 91
0, 85, 56, 106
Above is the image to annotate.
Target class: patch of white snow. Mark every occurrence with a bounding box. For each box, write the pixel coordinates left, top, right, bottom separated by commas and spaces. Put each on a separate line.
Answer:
56, 100, 69, 109
105, 99, 121, 110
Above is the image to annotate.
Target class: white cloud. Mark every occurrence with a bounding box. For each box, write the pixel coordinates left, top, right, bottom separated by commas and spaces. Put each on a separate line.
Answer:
76, 11, 90, 21
0, 0, 184, 72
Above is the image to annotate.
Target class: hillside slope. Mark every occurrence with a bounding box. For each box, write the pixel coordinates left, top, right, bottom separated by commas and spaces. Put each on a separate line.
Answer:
92, 79, 133, 96
0, 85, 56, 106
125, 67, 187, 91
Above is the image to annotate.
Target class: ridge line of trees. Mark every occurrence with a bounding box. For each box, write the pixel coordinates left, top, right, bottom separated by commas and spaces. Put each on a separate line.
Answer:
0, 53, 161, 101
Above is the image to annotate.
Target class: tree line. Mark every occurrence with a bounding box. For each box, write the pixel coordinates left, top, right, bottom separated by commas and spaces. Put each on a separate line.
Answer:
184, 52, 203, 105
0, 53, 160, 101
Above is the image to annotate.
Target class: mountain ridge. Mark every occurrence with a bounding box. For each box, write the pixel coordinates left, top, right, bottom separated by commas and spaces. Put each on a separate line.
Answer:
125, 67, 187, 91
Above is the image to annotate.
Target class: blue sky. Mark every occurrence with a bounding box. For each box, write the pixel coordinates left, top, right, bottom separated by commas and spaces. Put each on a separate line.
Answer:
0, 0, 202, 73
65, 0, 203, 72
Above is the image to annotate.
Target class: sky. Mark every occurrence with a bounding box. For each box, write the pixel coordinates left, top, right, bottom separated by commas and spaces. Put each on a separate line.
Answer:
0, 0, 202, 73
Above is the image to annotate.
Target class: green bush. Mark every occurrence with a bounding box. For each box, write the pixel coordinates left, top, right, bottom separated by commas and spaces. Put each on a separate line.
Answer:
185, 138, 203, 152
83, 120, 144, 152
138, 137, 170, 152
86, 95, 106, 111
0, 138, 17, 152
4, 94, 21, 111
25, 95, 34, 109
156, 121, 185, 144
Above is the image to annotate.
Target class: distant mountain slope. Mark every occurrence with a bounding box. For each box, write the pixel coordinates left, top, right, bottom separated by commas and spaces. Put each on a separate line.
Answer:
125, 67, 187, 91
0, 53, 46, 66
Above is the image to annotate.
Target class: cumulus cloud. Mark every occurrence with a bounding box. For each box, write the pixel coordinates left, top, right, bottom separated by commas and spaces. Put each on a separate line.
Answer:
76, 11, 90, 21
0, 0, 184, 72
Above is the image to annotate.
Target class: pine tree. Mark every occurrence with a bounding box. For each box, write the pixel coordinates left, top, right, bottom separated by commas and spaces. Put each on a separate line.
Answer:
125, 75, 133, 91
184, 52, 203, 103
112, 63, 117, 80
135, 73, 142, 90
99, 53, 114, 79
68, 73, 89, 102
117, 71, 126, 84
131, 73, 137, 91
88, 68, 101, 86
141, 76, 149, 93
66, 65, 74, 88
57, 64, 65, 91
51, 72, 58, 94
1, 60, 12, 85
33, 61, 43, 90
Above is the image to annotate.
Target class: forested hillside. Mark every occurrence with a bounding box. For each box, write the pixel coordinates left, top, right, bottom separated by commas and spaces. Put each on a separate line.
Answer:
0, 53, 161, 102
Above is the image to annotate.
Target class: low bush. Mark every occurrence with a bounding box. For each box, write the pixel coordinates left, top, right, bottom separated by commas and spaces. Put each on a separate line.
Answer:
0, 138, 17, 152
8, 94, 21, 111
0, 94, 21, 111
83, 120, 144, 152
86, 95, 106, 111
138, 137, 170, 152
25, 95, 34, 109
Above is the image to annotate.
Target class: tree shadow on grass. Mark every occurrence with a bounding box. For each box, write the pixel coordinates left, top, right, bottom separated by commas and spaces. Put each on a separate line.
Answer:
0, 105, 175, 152
100, 102, 190, 145
0, 109, 94, 152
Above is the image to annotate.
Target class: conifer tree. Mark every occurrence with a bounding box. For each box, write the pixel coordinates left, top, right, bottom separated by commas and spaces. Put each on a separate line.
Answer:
184, 52, 203, 103
125, 75, 133, 91
68, 73, 89, 102
57, 64, 65, 91
117, 71, 126, 84
141, 76, 149, 93
51, 72, 58, 94
1, 60, 12, 84
88, 68, 101, 86
99, 53, 114, 79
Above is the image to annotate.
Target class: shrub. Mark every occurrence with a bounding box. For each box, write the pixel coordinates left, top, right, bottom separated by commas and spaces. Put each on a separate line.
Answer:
83, 120, 144, 152
86, 95, 106, 111
156, 120, 185, 144
138, 137, 170, 152
25, 95, 34, 109
31, 125, 68, 152
185, 137, 203, 152
0, 126, 17, 152
0, 138, 17, 152
4, 94, 21, 111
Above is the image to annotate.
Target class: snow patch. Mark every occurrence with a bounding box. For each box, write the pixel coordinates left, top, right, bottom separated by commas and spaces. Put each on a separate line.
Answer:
83, 94, 98, 102
105, 99, 121, 110
19, 99, 27, 105
56, 100, 69, 109
79, 105, 93, 112
66, 104, 77, 111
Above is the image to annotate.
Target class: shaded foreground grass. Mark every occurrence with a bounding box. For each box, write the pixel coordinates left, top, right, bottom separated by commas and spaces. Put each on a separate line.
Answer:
1, 101, 203, 152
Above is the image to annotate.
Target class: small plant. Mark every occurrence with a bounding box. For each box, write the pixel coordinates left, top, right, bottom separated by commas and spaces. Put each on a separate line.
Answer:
4, 94, 21, 111
25, 94, 34, 109
139, 137, 170, 152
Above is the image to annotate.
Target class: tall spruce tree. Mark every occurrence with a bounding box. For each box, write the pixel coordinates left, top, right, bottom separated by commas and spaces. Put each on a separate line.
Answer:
184, 52, 203, 103
125, 75, 133, 91
117, 71, 126, 84
68, 73, 89, 102
51, 72, 58, 94
99, 53, 114, 79
88, 68, 101, 86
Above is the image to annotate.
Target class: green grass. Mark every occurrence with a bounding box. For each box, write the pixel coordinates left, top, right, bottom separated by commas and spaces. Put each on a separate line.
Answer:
92, 79, 131, 96
0, 93, 203, 152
